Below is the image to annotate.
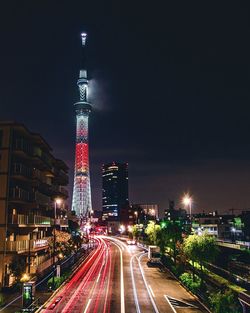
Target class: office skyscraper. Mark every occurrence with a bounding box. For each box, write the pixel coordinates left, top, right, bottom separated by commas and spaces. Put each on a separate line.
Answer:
102, 162, 129, 222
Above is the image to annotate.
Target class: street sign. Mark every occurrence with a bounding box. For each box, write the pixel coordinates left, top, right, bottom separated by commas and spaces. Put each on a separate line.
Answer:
56, 265, 61, 278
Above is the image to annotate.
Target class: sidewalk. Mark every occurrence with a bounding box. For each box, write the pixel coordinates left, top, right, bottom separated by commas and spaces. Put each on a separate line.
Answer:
0, 247, 94, 313
140, 254, 210, 313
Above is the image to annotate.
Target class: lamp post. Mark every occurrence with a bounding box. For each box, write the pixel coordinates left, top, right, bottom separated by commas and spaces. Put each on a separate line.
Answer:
134, 211, 138, 225
231, 227, 236, 242
182, 194, 193, 221
151, 208, 156, 221
52, 198, 62, 289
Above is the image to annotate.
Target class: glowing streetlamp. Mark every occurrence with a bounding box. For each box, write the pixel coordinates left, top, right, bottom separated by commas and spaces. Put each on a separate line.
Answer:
119, 225, 125, 234
231, 227, 236, 242
52, 198, 62, 289
182, 194, 192, 220
21, 273, 30, 283
134, 211, 138, 224
151, 208, 156, 221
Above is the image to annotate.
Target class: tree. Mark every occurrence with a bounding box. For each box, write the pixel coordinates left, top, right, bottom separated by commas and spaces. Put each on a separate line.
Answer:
209, 290, 242, 313
164, 220, 183, 264
145, 221, 161, 245
48, 230, 73, 257
183, 233, 218, 280
131, 225, 140, 240
72, 234, 83, 250
156, 228, 167, 254
9, 255, 26, 282
68, 220, 80, 236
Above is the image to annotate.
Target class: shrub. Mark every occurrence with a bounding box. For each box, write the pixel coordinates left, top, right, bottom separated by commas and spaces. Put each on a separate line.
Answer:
0, 293, 5, 306
161, 254, 173, 267
171, 264, 184, 277
47, 276, 65, 290
209, 290, 242, 313
179, 272, 201, 293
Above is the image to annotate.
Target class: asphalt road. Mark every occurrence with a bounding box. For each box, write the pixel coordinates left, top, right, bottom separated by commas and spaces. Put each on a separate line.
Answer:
42, 237, 118, 313
40, 236, 209, 313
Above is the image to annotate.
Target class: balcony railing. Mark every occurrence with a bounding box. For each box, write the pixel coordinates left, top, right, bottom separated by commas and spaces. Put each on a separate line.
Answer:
10, 214, 53, 226
12, 163, 33, 179
0, 238, 49, 252
9, 188, 35, 203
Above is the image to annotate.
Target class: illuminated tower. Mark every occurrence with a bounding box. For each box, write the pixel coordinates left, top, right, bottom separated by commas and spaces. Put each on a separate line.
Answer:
72, 33, 92, 217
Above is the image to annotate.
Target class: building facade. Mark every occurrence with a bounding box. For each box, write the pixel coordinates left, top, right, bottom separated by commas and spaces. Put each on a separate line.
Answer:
128, 204, 158, 225
72, 33, 92, 218
0, 121, 69, 287
102, 162, 129, 224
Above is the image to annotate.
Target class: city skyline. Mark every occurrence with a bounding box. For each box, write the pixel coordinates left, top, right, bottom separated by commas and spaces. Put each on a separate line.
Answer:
1, 2, 250, 213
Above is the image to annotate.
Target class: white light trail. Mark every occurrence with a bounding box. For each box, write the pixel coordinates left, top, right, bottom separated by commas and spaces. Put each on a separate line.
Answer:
107, 239, 125, 313
130, 253, 142, 313
83, 298, 92, 313
101, 235, 131, 254
138, 253, 160, 313
96, 273, 101, 283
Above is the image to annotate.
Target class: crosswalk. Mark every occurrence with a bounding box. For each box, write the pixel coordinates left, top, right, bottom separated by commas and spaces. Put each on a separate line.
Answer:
164, 295, 198, 309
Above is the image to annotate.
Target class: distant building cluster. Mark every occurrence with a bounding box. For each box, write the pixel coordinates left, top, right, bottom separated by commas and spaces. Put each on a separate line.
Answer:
164, 200, 250, 244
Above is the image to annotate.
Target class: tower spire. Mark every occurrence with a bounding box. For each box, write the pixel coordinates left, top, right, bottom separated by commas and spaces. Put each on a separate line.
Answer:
78, 32, 88, 102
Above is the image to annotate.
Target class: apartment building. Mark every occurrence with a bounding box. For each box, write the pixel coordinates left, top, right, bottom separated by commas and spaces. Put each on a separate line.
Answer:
0, 121, 69, 287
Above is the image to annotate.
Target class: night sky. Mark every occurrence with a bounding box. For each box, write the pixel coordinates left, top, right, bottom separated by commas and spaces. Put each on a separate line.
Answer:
1, 1, 250, 215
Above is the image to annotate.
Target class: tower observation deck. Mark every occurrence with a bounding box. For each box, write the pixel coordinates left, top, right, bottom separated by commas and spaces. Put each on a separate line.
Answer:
72, 33, 92, 218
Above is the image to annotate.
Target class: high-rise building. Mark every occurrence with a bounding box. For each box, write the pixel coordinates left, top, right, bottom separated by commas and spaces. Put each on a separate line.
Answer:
102, 162, 129, 222
72, 33, 92, 218
0, 121, 69, 287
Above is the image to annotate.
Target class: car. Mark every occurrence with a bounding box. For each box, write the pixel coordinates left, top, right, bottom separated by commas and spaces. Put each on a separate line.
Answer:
147, 258, 162, 267
126, 239, 136, 245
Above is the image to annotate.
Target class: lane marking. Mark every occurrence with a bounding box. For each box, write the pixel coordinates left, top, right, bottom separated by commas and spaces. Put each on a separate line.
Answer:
164, 295, 177, 313
130, 253, 142, 313
164, 295, 198, 309
138, 253, 160, 313
148, 285, 155, 298
83, 298, 92, 313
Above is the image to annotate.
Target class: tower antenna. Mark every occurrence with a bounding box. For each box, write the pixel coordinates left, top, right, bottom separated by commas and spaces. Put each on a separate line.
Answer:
81, 32, 87, 46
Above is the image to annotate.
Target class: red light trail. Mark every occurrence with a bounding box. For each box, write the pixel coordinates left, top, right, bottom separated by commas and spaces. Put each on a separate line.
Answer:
44, 237, 114, 313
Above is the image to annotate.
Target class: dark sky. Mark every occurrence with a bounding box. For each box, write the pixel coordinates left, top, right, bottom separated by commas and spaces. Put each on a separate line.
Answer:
1, 1, 250, 215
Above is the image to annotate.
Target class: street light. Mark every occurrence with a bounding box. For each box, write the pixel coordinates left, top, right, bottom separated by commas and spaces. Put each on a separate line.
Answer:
134, 211, 138, 224
127, 225, 132, 233
151, 208, 156, 221
21, 273, 30, 283
52, 198, 62, 289
231, 227, 236, 242
119, 225, 125, 234
182, 194, 193, 221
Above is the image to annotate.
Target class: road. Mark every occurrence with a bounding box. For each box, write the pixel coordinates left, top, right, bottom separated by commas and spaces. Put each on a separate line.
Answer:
42, 236, 209, 313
